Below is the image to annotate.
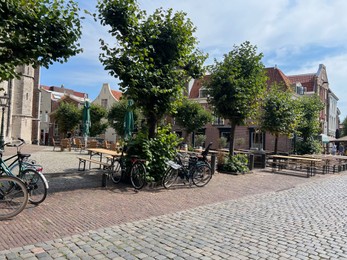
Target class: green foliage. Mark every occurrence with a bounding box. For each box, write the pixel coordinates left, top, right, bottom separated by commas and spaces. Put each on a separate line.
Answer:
97, 0, 207, 138
89, 104, 108, 137
54, 102, 80, 136
107, 99, 140, 138
260, 85, 299, 153
296, 138, 322, 155
296, 95, 324, 142
342, 116, 347, 137
195, 134, 206, 147
174, 99, 212, 139
222, 154, 249, 173
206, 41, 267, 155
0, 0, 83, 81
142, 126, 182, 182
218, 136, 228, 149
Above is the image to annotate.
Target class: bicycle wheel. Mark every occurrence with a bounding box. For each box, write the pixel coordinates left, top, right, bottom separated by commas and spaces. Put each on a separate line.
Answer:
130, 161, 146, 190
192, 162, 212, 187
0, 176, 28, 220
111, 159, 122, 184
162, 167, 179, 189
19, 169, 47, 205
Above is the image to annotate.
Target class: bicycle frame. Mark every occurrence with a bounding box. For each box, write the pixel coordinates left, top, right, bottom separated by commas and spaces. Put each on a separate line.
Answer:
0, 154, 17, 177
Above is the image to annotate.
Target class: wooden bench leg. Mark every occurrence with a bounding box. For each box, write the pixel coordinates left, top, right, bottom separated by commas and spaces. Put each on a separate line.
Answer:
102, 173, 107, 187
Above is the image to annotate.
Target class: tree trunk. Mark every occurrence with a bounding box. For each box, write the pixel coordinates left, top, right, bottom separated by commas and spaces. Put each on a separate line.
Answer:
229, 121, 237, 157
274, 134, 279, 154
148, 114, 157, 139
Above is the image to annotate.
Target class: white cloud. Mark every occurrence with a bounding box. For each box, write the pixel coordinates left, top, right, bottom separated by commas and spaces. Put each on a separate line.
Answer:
42, 0, 347, 118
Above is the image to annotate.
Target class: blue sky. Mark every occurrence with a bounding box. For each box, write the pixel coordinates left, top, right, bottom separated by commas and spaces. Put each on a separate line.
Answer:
41, 0, 347, 119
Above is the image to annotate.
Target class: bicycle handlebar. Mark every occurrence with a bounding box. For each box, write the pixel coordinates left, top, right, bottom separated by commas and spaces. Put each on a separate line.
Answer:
5, 138, 25, 148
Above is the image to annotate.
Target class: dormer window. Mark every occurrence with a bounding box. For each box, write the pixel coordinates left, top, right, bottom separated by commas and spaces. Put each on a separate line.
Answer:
199, 87, 208, 98
293, 83, 305, 95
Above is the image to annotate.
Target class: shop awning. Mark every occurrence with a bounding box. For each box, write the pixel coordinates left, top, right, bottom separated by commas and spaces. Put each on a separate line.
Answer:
320, 134, 334, 143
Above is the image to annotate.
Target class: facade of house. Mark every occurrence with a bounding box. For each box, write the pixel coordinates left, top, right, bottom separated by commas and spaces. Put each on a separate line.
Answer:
287, 64, 332, 137
174, 64, 339, 153
0, 65, 40, 144
92, 83, 122, 142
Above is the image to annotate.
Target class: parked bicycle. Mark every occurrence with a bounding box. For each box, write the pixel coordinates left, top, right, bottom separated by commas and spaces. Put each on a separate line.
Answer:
0, 175, 29, 220
162, 143, 213, 189
109, 146, 147, 190
3, 138, 48, 205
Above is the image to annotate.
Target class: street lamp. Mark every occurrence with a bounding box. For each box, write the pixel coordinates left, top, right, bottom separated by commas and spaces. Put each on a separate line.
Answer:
0, 93, 9, 150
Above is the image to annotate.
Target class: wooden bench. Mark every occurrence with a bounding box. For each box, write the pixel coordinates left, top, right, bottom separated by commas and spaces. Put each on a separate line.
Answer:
77, 156, 112, 187
77, 156, 111, 171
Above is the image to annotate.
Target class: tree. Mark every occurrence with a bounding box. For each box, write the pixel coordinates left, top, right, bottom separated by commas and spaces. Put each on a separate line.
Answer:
295, 94, 324, 154
206, 41, 267, 155
107, 99, 140, 138
97, 0, 207, 138
0, 0, 83, 81
260, 85, 299, 154
342, 117, 347, 137
296, 95, 324, 142
174, 99, 212, 144
54, 102, 80, 137
89, 104, 108, 137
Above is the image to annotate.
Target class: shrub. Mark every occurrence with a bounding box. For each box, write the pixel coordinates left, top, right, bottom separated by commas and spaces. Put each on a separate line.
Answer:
142, 126, 182, 182
223, 154, 249, 173
296, 138, 322, 155
218, 136, 228, 149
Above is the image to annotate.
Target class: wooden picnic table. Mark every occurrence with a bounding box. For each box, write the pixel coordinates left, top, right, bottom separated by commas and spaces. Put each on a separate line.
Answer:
270, 155, 321, 177
76, 148, 122, 187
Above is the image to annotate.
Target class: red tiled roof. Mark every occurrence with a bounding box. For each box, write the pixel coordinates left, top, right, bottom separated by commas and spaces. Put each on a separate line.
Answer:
111, 90, 122, 101
287, 74, 316, 92
265, 67, 292, 90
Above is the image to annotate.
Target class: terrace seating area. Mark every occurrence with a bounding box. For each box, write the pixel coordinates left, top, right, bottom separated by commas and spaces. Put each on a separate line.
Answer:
266, 154, 347, 177
52, 137, 120, 152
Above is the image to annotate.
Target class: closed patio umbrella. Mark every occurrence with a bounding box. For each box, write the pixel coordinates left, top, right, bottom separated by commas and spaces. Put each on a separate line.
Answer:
82, 101, 91, 146
124, 99, 134, 140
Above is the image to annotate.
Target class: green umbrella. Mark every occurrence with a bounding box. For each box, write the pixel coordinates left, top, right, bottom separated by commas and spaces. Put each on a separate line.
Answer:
124, 99, 134, 140
82, 101, 91, 139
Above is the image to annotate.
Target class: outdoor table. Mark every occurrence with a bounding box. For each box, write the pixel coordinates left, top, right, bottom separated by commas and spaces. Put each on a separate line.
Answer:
271, 155, 321, 177
87, 148, 122, 169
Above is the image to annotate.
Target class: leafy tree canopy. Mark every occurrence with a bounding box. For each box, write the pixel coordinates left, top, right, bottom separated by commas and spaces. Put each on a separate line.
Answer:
174, 98, 212, 142
89, 103, 108, 137
0, 0, 83, 81
97, 0, 207, 138
342, 116, 347, 137
260, 85, 299, 153
206, 41, 267, 155
296, 94, 324, 141
54, 101, 80, 136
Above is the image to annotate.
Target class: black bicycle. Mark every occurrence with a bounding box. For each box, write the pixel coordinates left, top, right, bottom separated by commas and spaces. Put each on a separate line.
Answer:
162, 143, 213, 189
110, 147, 147, 190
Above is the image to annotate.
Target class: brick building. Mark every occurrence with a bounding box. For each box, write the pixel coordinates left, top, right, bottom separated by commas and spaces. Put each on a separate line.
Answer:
172, 64, 338, 154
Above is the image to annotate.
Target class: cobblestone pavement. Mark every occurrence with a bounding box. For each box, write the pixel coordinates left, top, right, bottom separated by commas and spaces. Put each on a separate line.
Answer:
1, 145, 347, 259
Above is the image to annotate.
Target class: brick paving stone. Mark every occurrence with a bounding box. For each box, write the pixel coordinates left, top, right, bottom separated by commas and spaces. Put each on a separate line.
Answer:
3, 146, 347, 258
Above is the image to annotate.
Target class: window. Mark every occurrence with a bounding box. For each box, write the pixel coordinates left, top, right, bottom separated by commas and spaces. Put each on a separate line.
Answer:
249, 128, 265, 150
101, 99, 108, 108
199, 87, 209, 98
212, 116, 224, 125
